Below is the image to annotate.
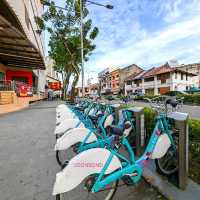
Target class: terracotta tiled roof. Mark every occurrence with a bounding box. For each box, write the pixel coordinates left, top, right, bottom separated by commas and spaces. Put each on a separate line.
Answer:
143, 63, 172, 77
125, 70, 144, 81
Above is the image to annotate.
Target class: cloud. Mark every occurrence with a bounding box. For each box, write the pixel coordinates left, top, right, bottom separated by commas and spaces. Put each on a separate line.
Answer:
49, 0, 200, 86
84, 0, 200, 78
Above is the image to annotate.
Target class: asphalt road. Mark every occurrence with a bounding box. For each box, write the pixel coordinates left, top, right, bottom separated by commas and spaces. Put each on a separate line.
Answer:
133, 101, 200, 119
0, 101, 166, 200
104, 99, 200, 119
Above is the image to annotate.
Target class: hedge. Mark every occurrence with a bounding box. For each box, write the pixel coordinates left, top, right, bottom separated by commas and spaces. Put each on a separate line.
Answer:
181, 94, 200, 105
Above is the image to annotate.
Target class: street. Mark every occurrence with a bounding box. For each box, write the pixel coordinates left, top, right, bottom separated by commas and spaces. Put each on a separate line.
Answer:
133, 101, 200, 119
0, 101, 166, 200
106, 99, 200, 119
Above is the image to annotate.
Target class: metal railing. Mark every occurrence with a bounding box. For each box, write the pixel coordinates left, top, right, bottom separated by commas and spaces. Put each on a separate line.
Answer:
0, 80, 14, 91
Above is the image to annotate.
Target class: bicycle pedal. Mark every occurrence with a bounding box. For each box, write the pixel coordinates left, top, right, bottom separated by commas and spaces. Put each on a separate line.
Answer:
122, 175, 135, 186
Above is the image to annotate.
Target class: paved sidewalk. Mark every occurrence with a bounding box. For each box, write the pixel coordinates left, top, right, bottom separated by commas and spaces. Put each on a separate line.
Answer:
0, 101, 60, 200
0, 95, 45, 115
143, 161, 200, 200
0, 101, 166, 200
0, 103, 28, 115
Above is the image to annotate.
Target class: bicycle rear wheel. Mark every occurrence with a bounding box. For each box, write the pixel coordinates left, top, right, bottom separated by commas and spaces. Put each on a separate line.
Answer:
55, 178, 118, 200
155, 132, 178, 175
155, 146, 178, 175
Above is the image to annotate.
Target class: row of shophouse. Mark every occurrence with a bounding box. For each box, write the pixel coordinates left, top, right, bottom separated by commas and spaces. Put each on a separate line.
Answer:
79, 61, 200, 97
124, 62, 200, 95
0, 0, 61, 105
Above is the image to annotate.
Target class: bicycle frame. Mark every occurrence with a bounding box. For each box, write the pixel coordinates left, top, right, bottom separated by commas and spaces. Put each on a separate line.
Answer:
91, 113, 174, 193
77, 109, 136, 153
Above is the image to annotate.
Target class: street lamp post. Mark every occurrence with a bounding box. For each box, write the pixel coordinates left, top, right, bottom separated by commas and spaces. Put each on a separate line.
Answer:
79, 0, 113, 97
80, 0, 84, 97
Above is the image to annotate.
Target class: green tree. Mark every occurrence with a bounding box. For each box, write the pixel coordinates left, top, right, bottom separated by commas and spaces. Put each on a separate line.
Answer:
36, 0, 99, 99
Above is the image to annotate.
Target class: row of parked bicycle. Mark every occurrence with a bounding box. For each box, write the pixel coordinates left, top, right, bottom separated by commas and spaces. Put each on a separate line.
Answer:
52, 97, 180, 200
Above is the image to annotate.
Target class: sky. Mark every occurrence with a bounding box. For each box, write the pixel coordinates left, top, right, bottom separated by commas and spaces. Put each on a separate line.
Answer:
45, 0, 200, 85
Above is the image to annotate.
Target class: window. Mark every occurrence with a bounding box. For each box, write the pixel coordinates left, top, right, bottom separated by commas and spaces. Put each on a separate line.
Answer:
144, 77, 154, 82
186, 74, 188, 81
116, 83, 119, 86
126, 81, 132, 85
175, 72, 177, 79
181, 73, 184, 80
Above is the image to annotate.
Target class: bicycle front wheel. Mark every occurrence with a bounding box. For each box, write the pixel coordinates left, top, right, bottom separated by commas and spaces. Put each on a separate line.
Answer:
55, 179, 118, 200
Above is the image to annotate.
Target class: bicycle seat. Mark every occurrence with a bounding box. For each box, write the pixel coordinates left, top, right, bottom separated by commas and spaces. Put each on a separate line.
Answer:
109, 122, 132, 136
166, 98, 178, 108
109, 125, 123, 136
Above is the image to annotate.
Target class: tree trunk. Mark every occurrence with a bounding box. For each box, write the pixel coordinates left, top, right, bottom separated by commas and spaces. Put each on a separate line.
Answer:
70, 73, 79, 102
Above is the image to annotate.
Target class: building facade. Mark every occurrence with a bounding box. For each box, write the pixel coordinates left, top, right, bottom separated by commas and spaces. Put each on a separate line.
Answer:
177, 63, 200, 87
125, 63, 198, 95
120, 64, 143, 93
111, 68, 120, 94
77, 83, 99, 97
99, 64, 142, 95
98, 68, 113, 95
0, 0, 45, 99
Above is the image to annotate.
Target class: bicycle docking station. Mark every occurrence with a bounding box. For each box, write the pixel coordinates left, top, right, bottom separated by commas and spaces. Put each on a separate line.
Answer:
112, 105, 145, 155
167, 111, 189, 190
141, 110, 189, 200
126, 107, 145, 157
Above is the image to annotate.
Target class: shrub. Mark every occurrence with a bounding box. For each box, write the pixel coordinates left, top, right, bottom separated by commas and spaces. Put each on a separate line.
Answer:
143, 107, 156, 142
181, 94, 200, 105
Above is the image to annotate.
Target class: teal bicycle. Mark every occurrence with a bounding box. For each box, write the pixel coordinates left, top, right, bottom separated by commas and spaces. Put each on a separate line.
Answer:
55, 103, 136, 168
53, 97, 180, 200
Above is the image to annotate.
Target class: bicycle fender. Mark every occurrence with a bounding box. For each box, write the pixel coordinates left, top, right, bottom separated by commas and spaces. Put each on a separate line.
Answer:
56, 108, 71, 114
52, 148, 122, 195
150, 133, 171, 159
104, 114, 114, 128
56, 114, 77, 124
54, 128, 97, 151
56, 110, 73, 117
54, 119, 82, 135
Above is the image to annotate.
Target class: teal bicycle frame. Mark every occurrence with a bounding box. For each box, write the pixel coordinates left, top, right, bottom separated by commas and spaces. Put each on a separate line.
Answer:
90, 112, 176, 193
77, 108, 136, 153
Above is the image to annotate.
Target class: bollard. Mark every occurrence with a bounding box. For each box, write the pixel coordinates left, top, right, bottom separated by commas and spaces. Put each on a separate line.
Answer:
126, 107, 144, 156
168, 111, 189, 190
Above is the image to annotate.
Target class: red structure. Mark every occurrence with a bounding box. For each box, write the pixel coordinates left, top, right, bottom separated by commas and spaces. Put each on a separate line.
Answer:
48, 82, 61, 90
6, 70, 33, 87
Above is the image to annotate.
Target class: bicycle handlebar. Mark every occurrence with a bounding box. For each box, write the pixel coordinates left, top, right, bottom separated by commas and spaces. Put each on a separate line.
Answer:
144, 96, 184, 114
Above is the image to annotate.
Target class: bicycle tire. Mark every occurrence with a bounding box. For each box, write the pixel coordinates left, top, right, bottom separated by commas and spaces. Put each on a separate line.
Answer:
155, 147, 178, 176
